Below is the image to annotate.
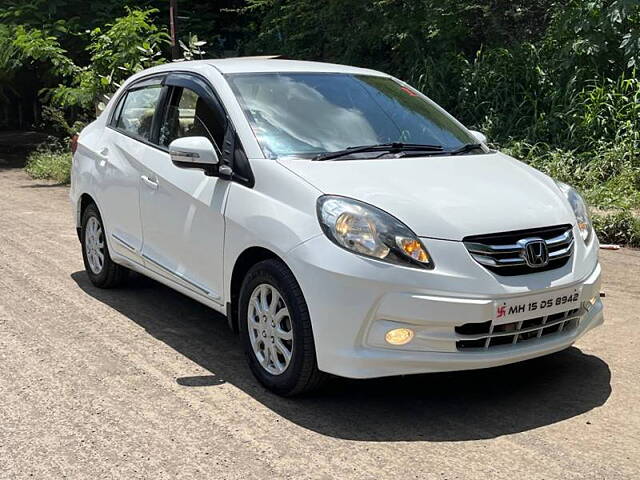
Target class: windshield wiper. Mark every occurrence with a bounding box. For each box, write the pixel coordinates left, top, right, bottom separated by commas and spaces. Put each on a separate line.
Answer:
398, 142, 485, 158
312, 142, 443, 161
447, 143, 483, 155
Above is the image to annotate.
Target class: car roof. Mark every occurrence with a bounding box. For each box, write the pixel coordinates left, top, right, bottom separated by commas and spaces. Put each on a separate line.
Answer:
137, 57, 389, 77
210, 57, 388, 76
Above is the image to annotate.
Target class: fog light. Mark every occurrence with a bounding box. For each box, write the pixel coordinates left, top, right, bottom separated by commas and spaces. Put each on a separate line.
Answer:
385, 328, 414, 346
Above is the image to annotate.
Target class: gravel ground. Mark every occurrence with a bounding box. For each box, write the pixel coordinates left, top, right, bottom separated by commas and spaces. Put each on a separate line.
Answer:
1, 165, 639, 479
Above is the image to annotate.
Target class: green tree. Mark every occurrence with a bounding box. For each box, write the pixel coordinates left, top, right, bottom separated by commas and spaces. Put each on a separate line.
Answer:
51, 8, 169, 112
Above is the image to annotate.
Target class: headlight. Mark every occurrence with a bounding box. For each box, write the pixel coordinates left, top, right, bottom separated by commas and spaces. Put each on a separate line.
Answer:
556, 181, 593, 243
317, 195, 433, 268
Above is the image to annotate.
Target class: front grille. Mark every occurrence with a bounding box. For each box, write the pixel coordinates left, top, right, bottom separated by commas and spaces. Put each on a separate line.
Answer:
463, 224, 574, 276
455, 308, 580, 350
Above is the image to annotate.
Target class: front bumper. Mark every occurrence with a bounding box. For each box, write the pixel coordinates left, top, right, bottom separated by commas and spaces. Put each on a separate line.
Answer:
285, 232, 603, 379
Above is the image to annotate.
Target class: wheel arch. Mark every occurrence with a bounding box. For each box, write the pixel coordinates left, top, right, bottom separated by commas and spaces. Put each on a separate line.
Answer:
227, 246, 284, 333
76, 193, 98, 241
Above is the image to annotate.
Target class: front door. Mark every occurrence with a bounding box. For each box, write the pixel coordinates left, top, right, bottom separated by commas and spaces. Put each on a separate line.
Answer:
139, 76, 229, 304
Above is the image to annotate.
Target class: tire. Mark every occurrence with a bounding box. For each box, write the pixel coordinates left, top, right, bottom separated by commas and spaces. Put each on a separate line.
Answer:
239, 259, 327, 396
81, 203, 128, 288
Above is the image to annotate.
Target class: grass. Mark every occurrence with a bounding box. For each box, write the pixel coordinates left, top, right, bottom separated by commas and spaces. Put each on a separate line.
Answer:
25, 143, 72, 184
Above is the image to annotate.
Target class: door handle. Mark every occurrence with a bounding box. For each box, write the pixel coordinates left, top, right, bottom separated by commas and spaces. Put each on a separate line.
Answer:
99, 147, 109, 157
141, 175, 159, 190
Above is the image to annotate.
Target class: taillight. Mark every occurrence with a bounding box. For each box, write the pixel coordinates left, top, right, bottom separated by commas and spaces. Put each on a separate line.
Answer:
70, 134, 79, 154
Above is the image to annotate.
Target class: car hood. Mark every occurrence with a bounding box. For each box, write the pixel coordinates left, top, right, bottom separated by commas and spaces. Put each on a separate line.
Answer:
278, 152, 575, 240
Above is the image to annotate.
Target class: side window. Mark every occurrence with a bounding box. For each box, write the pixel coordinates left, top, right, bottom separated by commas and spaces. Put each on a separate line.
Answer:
158, 87, 226, 150
115, 85, 163, 141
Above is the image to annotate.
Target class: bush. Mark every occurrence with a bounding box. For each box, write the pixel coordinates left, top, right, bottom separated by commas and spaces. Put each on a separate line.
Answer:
502, 139, 640, 209
502, 137, 640, 247
592, 210, 640, 247
25, 139, 72, 184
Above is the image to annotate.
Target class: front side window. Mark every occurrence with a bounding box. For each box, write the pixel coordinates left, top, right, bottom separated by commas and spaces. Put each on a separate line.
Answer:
115, 85, 163, 141
227, 73, 478, 158
158, 86, 226, 151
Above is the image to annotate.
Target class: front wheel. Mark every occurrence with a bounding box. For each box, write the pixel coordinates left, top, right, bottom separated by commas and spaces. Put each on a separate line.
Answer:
238, 259, 327, 396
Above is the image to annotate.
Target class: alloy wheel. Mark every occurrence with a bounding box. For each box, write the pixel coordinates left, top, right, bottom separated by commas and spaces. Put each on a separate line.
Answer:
247, 283, 294, 375
85, 216, 105, 275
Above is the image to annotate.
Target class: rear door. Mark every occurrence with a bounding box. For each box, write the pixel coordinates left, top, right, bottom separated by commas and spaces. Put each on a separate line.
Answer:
100, 76, 167, 262
138, 73, 229, 304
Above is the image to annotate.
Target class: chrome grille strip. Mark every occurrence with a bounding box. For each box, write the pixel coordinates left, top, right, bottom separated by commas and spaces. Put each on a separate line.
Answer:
465, 242, 522, 255
546, 229, 573, 247
469, 254, 526, 267
548, 241, 574, 259
470, 237, 574, 268
464, 226, 574, 271
465, 229, 573, 256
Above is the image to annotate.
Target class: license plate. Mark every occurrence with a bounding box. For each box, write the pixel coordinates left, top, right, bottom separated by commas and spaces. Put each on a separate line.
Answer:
493, 286, 582, 324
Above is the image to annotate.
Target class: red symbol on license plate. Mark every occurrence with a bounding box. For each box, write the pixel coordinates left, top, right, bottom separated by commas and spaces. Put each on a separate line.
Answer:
496, 305, 506, 318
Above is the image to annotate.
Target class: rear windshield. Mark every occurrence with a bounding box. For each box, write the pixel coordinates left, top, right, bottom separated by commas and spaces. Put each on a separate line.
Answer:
226, 72, 477, 158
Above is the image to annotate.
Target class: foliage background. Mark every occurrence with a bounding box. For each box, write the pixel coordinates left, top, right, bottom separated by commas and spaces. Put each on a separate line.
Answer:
1, 0, 639, 245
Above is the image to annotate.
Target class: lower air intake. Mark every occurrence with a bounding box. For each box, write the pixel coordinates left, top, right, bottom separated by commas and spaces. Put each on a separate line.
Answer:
455, 308, 580, 351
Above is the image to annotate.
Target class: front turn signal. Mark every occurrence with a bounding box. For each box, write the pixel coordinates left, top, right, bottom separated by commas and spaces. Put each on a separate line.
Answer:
396, 237, 430, 264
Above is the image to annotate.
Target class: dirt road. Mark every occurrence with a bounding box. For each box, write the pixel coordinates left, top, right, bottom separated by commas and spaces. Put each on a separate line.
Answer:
1, 165, 639, 479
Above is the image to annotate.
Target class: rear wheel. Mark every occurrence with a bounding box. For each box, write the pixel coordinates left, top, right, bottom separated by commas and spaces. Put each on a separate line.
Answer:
239, 259, 327, 396
81, 203, 128, 288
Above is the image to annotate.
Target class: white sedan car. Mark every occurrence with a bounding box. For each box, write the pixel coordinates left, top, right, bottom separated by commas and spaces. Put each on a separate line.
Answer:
70, 58, 603, 395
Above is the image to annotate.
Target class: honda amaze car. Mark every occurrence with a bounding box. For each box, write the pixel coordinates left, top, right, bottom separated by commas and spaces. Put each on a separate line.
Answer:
70, 58, 603, 395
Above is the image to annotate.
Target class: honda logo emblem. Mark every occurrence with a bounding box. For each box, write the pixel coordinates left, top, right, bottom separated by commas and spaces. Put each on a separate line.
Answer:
520, 238, 549, 268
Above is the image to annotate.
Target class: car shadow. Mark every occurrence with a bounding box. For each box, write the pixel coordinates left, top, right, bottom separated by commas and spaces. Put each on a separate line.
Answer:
71, 270, 611, 442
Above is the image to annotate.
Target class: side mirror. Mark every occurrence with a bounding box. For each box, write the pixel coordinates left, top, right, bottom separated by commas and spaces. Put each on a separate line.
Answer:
469, 130, 488, 144
169, 136, 219, 173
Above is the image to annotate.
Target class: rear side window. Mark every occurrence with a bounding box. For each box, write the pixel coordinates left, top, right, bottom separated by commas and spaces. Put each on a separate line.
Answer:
158, 87, 226, 151
115, 85, 163, 141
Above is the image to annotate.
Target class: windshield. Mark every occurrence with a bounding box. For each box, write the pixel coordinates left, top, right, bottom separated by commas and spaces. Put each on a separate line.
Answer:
227, 73, 478, 158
